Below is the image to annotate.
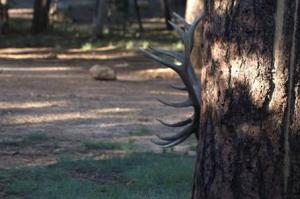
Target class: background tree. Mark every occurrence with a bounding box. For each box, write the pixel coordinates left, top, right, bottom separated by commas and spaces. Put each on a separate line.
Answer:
94, 0, 108, 38
185, 0, 204, 69
0, 0, 9, 34
161, 0, 172, 30
185, 0, 204, 23
32, 0, 51, 33
133, 0, 144, 32
191, 0, 300, 198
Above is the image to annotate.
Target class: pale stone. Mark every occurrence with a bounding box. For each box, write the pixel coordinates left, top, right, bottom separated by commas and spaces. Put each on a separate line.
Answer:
89, 65, 116, 80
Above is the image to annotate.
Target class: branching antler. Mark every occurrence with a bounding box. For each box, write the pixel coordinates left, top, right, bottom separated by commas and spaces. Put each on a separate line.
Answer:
141, 12, 204, 148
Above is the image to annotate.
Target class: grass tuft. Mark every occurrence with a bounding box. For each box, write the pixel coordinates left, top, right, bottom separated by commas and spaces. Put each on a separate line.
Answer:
21, 133, 49, 144
81, 140, 137, 152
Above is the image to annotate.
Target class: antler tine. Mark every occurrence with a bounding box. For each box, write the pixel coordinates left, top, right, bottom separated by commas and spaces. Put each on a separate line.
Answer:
157, 124, 193, 141
172, 12, 191, 28
157, 117, 192, 127
168, 20, 186, 40
156, 97, 192, 108
149, 47, 184, 63
189, 12, 205, 35
152, 132, 191, 148
186, 12, 206, 52
140, 48, 182, 73
170, 84, 187, 91
140, 13, 203, 148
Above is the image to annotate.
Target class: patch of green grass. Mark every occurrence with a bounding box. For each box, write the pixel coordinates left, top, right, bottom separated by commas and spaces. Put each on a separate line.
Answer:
0, 153, 194, 199
81, 42, 94, 50
81, 140, 137, 152
21, 133, 49, 145
128, 128, 151, 136
82, 140, 121, 150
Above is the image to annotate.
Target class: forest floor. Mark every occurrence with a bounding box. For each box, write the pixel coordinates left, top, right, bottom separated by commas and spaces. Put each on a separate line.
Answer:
0, 9, 197, 170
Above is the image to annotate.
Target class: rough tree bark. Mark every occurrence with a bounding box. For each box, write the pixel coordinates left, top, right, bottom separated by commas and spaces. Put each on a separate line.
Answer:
32, 0, 51, 34
192, 0, 300, 198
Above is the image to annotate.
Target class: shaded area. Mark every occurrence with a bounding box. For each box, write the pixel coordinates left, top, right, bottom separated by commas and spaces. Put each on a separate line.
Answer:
0, 153, 194, 199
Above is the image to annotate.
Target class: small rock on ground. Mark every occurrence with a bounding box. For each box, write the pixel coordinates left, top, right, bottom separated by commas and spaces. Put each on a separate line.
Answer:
89, 65, 117, 81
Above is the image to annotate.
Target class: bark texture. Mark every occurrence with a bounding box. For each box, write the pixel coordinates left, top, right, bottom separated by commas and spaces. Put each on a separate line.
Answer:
192, 0, 300, 198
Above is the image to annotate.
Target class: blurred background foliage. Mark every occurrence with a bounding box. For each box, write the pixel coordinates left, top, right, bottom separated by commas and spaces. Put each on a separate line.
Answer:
0, 0, 189, 50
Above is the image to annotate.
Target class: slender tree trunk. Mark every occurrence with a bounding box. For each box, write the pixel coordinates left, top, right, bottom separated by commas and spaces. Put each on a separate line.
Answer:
0, 0, 9, 34
192, 0, 300, 198
161, 0, 172, 30
133, 0, 144, 32
32, 0, 51, 34
94, 0, 108, 38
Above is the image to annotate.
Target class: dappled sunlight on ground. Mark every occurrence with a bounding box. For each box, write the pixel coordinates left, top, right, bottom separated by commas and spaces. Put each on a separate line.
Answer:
0, 45, 196, 169
0, 100, 68, 109
2, 108, 140, 125
0, 47, 136, 60
0, 6, 197, 170
0, 66, 84, 72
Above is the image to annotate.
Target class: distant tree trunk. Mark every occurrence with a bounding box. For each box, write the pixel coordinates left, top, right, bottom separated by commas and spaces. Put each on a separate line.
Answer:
192, 0, 300, 198
94, 0, 108, 38
32, 0, 51, 34
0, 0, 9, 34
161, 0, 172, 30
133, 0, 143, 32
185, 0, 204, 23
185, 0, 204, 69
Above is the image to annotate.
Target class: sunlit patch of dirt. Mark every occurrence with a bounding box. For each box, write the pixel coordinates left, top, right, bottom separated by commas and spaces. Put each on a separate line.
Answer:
0, 47, 136, 60
133, 68, 177, 79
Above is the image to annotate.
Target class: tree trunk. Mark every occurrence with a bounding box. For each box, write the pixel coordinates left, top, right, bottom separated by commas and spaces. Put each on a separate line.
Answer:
192, 0, 300, 198
185, 0, 204, 69
133, 0, 144, 33
94, 0, 108, 38
0, 0, 9, 34
161, 0, 172, 30
185, 0, 204, 23
32, 0, 51, 34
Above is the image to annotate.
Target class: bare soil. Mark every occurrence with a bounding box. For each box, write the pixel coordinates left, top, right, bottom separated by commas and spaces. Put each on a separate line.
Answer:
0, 46, 195, 169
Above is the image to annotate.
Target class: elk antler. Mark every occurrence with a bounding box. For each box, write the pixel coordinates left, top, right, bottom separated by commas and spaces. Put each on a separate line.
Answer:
140, 12, 204, 148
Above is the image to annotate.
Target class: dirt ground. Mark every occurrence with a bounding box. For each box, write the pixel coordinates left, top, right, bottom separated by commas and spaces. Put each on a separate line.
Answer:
0, 44, 197, 169
0, 7, 197, 169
